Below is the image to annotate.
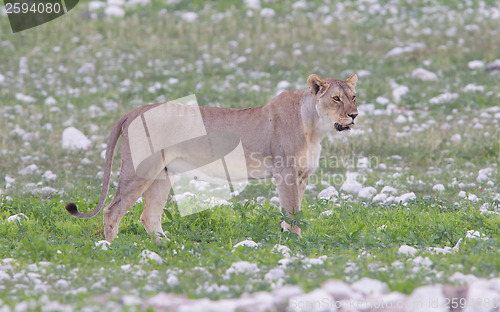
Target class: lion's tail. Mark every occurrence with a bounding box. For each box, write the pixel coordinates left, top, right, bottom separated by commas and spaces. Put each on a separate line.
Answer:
66, 114, 128, 219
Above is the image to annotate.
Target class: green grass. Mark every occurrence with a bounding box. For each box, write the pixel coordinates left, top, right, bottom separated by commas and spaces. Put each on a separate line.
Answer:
0, 194, 499, 307
0, 0, 500, 310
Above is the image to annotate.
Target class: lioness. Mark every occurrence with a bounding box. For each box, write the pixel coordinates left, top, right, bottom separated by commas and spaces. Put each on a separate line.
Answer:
66, 74, 358, 242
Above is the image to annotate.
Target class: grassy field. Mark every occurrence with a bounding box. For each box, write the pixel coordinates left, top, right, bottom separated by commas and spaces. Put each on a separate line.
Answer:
0, 0, 499, 310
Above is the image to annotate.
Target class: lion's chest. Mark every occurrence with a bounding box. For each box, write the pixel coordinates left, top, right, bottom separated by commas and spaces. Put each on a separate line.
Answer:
297, 143, 322, 177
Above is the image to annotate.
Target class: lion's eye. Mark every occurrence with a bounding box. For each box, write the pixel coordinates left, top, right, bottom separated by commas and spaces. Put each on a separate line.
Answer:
332, 96, 341, 102
353, 96, 356, 101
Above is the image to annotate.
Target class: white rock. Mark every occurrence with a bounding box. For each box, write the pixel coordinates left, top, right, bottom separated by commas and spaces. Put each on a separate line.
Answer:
55, 279, 70, 288
432, 184, 445, 192
7, 213, 28, 223
105, 5, 125, 17
89, 1, 106, 10
108, 0, 124, 5
103, 100, 118, 111
276, 80, 291, 92
233, 239, 258, 248
264, 268, 285, 282
126, 0, 149, 6
180, 12, 198, 22
392, 85, 409, 103
358, 104, 375, 116
62, 127, 91, 150
358, 187, 377, 199
395, 192, 416, 203
386, 43, 425, 57
351, 278, 388, 296
19, 164, 40, 176
406, 285, 447, 312
272, 244, 291, 258
15, 93, 36, 103
140, 250, 163, 264
322, 280, 359, 300
121, 295, 142, 306
292, 1, 307, 9
381, 186, 398, 194
429, 92, 458, 105
42, 170, 57, 181
44, 96, 57, 106
398, 245, 417, 257
463, 83, 485, 92
288, 289, 336, 312
260, 7, 275, 17
318, 186, 338, 199
5, 175, 15, 185
464, 281, 500, 312
427, 246, 452, 255
357, 157, 370, 169
394, 115, 407, 124
32, 187, 58, 197
166, 275, 179, 287
468, 194, 479, 202
77, 62, 95, 75
450, 133, 462, 143
225, 261, 259, 276
340, 172, 363, 194
465, 230, 489, 240
95, 240, 111, 250
302, 256, 327, 267
468, 60, 484, 69
477, 168, 494, 183
376, 96, 390, 105
372, 193, 388, 203
320, 210, 333, 217
243, 0, 260, 9
445, 27, 457, 37
411, 68, 438, 81
448, 272, 478, 285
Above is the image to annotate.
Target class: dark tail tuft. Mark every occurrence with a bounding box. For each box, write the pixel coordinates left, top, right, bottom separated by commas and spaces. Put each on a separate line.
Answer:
66, 202, 78, 215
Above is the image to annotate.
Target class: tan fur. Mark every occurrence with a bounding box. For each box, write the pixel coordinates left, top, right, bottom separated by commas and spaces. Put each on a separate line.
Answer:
66, 74, 359, 242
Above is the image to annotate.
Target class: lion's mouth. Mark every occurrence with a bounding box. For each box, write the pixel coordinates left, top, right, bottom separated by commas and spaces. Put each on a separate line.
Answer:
335, 122, 354, 132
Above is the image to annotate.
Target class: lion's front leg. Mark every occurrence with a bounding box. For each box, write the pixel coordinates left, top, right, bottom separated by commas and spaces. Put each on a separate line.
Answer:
273, 166, 305, 238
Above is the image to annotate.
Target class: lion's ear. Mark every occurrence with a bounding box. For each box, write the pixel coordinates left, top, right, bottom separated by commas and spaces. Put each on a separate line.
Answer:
345, 73, 358, 91
307, 74, 328, 98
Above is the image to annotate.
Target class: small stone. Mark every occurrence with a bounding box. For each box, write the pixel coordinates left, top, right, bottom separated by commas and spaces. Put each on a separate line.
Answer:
7, 213, 28, 223
358, 186, 377, 199
372, 193, 388, 203
468, 60, 484, 69
62, 127, 91, 151
233, 239, 259, 249
351, 278, 388, 296
140, 250, 163, 264
318, 186, 338, 199
95, 240, 111, 251
381, 186, 398, 194
395, 192, 416, 203
398, 245, 417, 257
411, 68, 438, 81
432, 184, 445, 192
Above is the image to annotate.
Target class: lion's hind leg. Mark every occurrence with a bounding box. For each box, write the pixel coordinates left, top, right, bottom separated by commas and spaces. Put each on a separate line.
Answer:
142, 170, 171, 243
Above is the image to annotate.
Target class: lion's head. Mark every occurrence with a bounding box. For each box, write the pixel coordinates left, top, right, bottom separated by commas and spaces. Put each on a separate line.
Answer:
307, 73, 358, 132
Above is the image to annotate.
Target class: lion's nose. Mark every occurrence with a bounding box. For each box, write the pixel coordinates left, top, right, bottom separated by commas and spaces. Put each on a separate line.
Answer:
348, 113, 358, 120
